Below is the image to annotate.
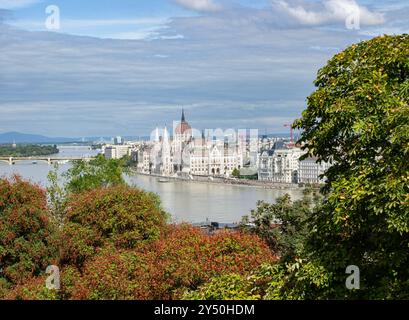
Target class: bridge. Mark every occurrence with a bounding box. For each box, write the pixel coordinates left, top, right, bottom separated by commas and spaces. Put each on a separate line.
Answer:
0, 156, 95, 165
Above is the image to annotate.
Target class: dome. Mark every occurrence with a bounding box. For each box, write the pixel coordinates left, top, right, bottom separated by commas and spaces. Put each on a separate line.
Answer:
175, 121, 191, 135
175, 109, 192, 135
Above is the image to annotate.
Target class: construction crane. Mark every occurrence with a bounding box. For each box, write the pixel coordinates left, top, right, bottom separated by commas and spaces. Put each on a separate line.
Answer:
283, 123, 294, 146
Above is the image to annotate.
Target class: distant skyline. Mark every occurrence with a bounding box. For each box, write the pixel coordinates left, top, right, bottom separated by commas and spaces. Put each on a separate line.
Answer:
0, 0, 408, 136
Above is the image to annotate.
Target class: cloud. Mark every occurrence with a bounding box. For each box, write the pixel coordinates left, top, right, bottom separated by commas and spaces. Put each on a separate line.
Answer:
0, 1, 405, 136
273, 0, 384, 26
0, 0, 40, 9
0, 8, 11, 22
173, 0, 222, 12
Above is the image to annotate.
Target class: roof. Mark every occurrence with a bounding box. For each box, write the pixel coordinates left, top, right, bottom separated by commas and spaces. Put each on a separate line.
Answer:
175, 109, 192, 134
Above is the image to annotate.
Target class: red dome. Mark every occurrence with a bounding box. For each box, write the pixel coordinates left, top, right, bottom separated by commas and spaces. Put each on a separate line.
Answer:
176, 121, 191, 134
175, 109, 191, 135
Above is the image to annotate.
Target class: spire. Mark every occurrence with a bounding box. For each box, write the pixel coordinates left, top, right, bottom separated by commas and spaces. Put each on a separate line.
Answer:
181, 108, 186, 122
163, 126, 169, 143
154, 127, 160, 142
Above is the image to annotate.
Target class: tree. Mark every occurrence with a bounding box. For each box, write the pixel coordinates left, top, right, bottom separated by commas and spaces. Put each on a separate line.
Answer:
59, 185, 168, 268
292, 34, 409, 298
63, 154, 128, 194
0, 176, 57, 293
47, 162, 67, 226
60, 224, 275, 300
241, 188, 321, 262
231, 168, 240, 178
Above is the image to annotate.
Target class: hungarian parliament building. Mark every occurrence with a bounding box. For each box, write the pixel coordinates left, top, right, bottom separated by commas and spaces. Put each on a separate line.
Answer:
136, 110, 247, 178
105, 110, 331, 184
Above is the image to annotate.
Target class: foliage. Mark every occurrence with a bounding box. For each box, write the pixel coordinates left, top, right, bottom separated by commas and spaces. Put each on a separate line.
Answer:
241, 188, 321, 262
122, 154, 137, 167
292, 34, 409, 298
63, 154, 129, 194
4, 274, 60, 300
59, 185, 167, 268
62, 224, 275, 300
0, 144, 59, 157
183, 274, 260, 300
184, 260, 331, 301
47, 162, 67, 226
0, 176, 57, 290
231, 168, 240, 178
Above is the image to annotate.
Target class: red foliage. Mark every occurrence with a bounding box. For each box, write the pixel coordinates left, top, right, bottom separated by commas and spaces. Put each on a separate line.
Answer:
66, 224, 276, 300
0, 176, 57, 287
59, 185, 167, 268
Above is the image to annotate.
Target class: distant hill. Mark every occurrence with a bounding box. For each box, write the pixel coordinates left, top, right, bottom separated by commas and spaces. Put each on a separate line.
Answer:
0, 132, 79, 144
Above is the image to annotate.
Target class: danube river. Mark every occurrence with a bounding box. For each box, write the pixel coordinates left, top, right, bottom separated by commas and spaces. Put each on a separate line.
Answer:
0, 146, 304, 223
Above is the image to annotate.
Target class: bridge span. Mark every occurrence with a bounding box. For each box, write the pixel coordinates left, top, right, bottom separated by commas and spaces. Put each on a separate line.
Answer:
0, 156, 94, 165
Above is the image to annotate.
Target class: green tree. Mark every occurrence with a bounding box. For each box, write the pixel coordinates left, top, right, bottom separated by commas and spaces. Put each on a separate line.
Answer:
292, 34, 409, 298
231, 168, 240, 178
241, 189, 321, 262
63, 154, 128, 194
47, 162, 67, 226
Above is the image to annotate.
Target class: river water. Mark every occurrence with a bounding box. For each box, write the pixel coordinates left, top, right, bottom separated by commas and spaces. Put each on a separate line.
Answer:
0, 146, 304, 223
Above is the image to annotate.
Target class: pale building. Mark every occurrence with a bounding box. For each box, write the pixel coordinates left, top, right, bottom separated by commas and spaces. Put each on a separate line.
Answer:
188, 139, 243, 177
298, 157, 331, 184
136, 110, 244, 178
104, 145, 130, 160
258, 141, 304, 183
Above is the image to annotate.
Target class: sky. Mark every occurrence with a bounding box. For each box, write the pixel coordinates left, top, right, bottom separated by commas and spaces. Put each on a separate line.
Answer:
0, 0, 408, 137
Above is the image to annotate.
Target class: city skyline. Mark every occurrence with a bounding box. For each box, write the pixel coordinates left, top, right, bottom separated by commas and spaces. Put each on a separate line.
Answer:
0, 0, 408, 137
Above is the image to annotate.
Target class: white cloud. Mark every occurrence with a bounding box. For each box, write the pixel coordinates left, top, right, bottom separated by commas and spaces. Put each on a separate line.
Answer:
173, 0, 222, 12
273, 0, 384, 26
0, 0, 40, 9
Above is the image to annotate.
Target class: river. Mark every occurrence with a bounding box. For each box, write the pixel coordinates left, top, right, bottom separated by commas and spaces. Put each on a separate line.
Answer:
0, 145, 304, 223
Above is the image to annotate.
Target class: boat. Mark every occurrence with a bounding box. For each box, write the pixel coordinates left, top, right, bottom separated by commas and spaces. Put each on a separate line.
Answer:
158, 178, 171, 183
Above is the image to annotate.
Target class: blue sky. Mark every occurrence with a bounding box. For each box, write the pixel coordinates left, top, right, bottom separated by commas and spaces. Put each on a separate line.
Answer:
0, 0, 408, 137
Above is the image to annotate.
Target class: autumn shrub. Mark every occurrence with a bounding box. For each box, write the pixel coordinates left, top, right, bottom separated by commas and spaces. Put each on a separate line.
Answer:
4, 274, 60, 300
65, 224, 276, 300
0, 176, 57, 290
182, 274, 259, 300
59, 185, 168, 268
4, 265, 83, 300
66, 248, 146, 300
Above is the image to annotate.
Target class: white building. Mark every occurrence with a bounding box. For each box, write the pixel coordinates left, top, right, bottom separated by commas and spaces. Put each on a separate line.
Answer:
188, 139, 243, 177
258, 141, 304, 184
298, 157, 331, 184
136, 110, 244, 178
104, 145, 130, 160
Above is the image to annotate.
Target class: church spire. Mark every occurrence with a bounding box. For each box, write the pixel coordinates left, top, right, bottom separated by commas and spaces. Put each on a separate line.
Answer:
181, 108, 186, 122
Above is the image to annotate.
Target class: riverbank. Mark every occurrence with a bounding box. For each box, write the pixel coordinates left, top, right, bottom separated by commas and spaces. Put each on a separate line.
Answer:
130, 169, 304, 190
0, 144, 59, 157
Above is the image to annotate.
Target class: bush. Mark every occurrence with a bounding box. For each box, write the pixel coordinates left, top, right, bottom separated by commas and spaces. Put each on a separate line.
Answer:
4, 275, 60, 300
64, 224, 276, 300
183, 274, 259, 300
60, 185, 168, 268
0, 176, 57, 289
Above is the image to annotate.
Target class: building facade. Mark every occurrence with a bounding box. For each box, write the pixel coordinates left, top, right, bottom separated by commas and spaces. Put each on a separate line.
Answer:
298, 157, 331, 184
104, 145, 130, 160
136, 110, 244, 177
